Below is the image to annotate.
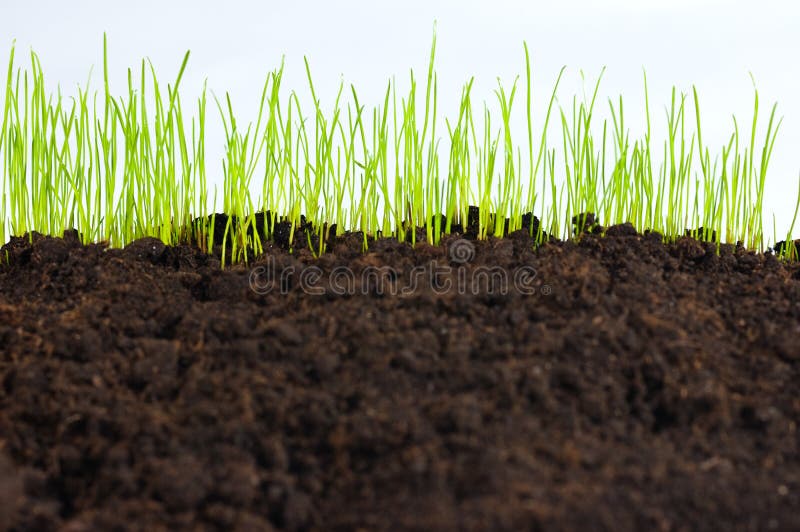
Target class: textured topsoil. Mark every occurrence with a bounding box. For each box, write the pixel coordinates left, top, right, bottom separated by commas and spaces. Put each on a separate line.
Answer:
1, 226, 799, 531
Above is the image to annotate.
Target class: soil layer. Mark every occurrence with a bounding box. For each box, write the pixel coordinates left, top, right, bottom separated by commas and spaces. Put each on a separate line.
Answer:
1, 228, 800, 531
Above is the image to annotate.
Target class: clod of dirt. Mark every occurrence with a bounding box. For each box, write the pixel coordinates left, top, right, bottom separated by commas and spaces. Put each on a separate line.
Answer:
605, 222, 639, 237
123, 237, 167, 263
572, 212, 603, 235
774, 238, 800, 260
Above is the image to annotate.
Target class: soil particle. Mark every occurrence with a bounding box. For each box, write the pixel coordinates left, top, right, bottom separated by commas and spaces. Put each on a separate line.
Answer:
605, 222, 639, 237
1, 229, 800, 530
123, 237, 167, 264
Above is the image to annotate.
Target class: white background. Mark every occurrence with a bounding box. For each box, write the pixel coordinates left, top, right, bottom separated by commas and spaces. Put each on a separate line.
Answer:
2, 0, 799, 241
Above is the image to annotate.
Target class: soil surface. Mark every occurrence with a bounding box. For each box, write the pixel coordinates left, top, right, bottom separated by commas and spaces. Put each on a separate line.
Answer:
1, 227, 799, 531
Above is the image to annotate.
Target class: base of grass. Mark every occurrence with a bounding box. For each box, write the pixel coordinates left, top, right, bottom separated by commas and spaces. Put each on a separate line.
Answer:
4, 207, 796, 269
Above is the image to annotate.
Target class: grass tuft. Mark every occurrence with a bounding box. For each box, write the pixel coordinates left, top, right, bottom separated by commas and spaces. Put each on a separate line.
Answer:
1, 33, 799, 263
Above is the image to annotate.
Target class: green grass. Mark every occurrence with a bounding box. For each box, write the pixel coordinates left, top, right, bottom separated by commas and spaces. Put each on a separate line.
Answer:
1, 34, 798, 264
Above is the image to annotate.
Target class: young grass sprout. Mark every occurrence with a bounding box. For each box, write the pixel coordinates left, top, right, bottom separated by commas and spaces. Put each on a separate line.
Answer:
1, 34, 798, 264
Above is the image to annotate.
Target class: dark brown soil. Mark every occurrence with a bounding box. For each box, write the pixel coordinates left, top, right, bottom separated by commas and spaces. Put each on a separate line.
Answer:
1, 227, 799, 531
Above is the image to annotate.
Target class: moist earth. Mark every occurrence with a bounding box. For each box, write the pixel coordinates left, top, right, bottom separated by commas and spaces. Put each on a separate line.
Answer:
1, 227, 799, 531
